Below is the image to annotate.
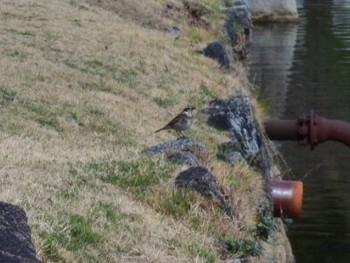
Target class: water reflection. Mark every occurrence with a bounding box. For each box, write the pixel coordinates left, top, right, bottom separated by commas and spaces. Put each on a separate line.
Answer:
249, 23, 298, 118
249, 0, 350, 262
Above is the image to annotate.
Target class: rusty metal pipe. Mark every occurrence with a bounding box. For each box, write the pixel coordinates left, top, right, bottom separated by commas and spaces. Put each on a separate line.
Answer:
269, 180, 303, 219
264, 119, 301, 141
314, 118, 350, 147
264, 110, 350, 150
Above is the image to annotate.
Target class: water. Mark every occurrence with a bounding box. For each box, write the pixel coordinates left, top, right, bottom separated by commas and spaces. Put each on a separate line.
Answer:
249, 0, 350, 262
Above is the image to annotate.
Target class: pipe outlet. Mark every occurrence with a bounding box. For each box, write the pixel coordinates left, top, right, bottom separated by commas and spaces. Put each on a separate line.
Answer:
269, 180, 303, 220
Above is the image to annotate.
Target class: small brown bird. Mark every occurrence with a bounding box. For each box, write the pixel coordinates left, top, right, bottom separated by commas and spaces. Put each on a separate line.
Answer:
155, 106, 196, 137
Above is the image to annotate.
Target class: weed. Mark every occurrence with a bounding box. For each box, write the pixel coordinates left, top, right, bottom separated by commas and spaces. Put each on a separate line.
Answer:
3, 123, 25, 135
226, 173, 239, 188
256, 206, 276, 241
6, 50, 28, 60
187, 27, 209, 43
37, 117, 63, 132
0, 88, 16, 103
89, 107, 104, 116
45, 31, 59, 42
255, 95, 273, 116
203, 0, 223, 14
69, 111, 84, 126
217, 142, 242, 161
97, 202, 121, 224
158, 190, 196, 219
40, 231, 67, 262
81, 78, 113, 93
37, 75, 46, 82
22, 100, 47, 115
225, 237, 263, 257
72, 19, 82, 27
221, 0, 233, 8
88, 159, 174, 196
153, 97, 176, 108
102, 205, 118, 224
200, 82, 218, 99
81, 81, 98, 91
57, 187, 79, 200
87, 117, 117, 134
87, 59, 104, 69
190, 245, 217, 263
6, 29, 36, 37
68, 214, 100, 250
40, 214, 99, 261
155, 73, 173, 90
189, 215, 201, 230
115, 69, 138, 89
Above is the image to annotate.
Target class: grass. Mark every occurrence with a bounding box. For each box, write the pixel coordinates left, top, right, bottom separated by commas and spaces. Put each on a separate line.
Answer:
158, 190, 197, 219
40, 214, 100, 262
0, 87, 17, 103
190, 244, 218, 263
0, 0, 292, 262
88, 158, 175, 195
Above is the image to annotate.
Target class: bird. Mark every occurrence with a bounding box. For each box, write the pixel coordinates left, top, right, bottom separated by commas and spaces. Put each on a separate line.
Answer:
155, 106, 196, 138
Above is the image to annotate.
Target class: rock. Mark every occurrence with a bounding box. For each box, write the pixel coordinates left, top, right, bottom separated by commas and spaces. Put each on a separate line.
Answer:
0, 202, 42, 263
144, 138, 205, 156
170, 26, 182, 40
203, 41, 231, 69
167, 151, 201, 166
233, 1, 253, 31
175, 166, 232, 217
202, 96, 260, 157
224, 0, 253, 45
202, 96, 272, 179
220, 150, 246, 165
224, 8, 237, 44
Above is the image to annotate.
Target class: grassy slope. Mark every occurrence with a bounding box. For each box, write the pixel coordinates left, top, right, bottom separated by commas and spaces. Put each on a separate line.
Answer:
0, 0, 291, 262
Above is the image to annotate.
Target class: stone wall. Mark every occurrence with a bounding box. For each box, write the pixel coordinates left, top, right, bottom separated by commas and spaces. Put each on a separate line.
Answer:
246, 0, 298, 21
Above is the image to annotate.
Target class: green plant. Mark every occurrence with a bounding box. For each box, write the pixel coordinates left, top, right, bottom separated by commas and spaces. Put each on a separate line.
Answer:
22, 100, 47, 115
57, 188, 79, 200
153, 97, 176, 108
68, 214, 100, 250
98, 202, 120, 224
217, 142, 242, 161
6, 28, 36, 37
37, 117, 63, 132
115, 69, 138, 89
40, 231, 67, 262
89, 159, 174, 195
225, 237, 263, 257
40, 214, 100, 258
158, 190, 196, 219
0, 87, 16, 103
69, 111, 84, 126
72, 19, 82, 27
200, 83, 217, 99
256, 206, 276, 241
190, 244, 217, 263
188, 28, 204, 43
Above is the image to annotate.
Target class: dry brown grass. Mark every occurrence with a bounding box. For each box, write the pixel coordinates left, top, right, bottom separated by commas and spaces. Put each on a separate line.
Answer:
0, 0, 291, 262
